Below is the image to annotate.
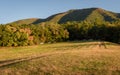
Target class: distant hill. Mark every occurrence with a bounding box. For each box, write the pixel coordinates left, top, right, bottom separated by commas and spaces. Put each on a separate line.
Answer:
10, 8, 120, 24
10, 18, 45, 25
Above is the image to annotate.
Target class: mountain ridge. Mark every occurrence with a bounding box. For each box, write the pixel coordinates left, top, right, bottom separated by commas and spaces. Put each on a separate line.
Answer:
9, 8, 120, 25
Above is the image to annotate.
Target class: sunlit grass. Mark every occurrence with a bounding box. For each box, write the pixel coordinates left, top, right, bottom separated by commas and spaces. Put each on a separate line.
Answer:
0, 41, 119, 75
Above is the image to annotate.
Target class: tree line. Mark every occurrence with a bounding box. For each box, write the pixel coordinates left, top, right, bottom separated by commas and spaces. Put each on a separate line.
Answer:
62, 21, 120, 43
0, 21, 120, 46
0, 23, 69, 46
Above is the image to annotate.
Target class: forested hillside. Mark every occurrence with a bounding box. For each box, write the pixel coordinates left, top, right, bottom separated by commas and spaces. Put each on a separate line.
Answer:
0, 8, 120, 46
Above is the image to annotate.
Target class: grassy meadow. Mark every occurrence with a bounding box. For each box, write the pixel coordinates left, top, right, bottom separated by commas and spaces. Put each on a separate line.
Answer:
0, 41, 120, 75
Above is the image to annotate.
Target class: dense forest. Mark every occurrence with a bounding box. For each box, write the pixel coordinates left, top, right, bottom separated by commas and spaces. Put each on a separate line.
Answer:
0, 8, 120, 46
0, 20, 120, 47
0, 23, 69, 46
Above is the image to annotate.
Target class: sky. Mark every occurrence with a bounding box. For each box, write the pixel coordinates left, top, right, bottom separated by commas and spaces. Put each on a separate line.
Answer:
0, 0, 120, 24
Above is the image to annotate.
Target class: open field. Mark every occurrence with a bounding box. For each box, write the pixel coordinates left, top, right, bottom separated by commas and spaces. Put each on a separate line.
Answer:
0, 41, 120, 75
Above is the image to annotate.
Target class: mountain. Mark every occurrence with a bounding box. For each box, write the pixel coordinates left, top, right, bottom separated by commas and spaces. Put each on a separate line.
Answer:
47, 8, 120, 23
10, 8, 120, 24
10, 18, 45, 25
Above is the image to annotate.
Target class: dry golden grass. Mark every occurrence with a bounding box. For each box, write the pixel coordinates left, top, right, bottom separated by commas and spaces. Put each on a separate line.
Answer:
0, 41, 119, 75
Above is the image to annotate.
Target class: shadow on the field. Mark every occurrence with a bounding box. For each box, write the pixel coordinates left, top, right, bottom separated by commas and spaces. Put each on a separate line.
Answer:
0, 52, 68, 68
0, 53, 54, 68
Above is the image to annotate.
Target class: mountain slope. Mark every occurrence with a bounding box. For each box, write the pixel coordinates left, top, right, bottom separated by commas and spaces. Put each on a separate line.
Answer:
10, 18, 45, 25
45, 12, 68, 23
57, 8, 120, 23
10, 8, 120, 24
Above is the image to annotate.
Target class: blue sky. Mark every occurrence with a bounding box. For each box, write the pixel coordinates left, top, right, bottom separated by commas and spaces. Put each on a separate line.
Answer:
0, 0, 120, 24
